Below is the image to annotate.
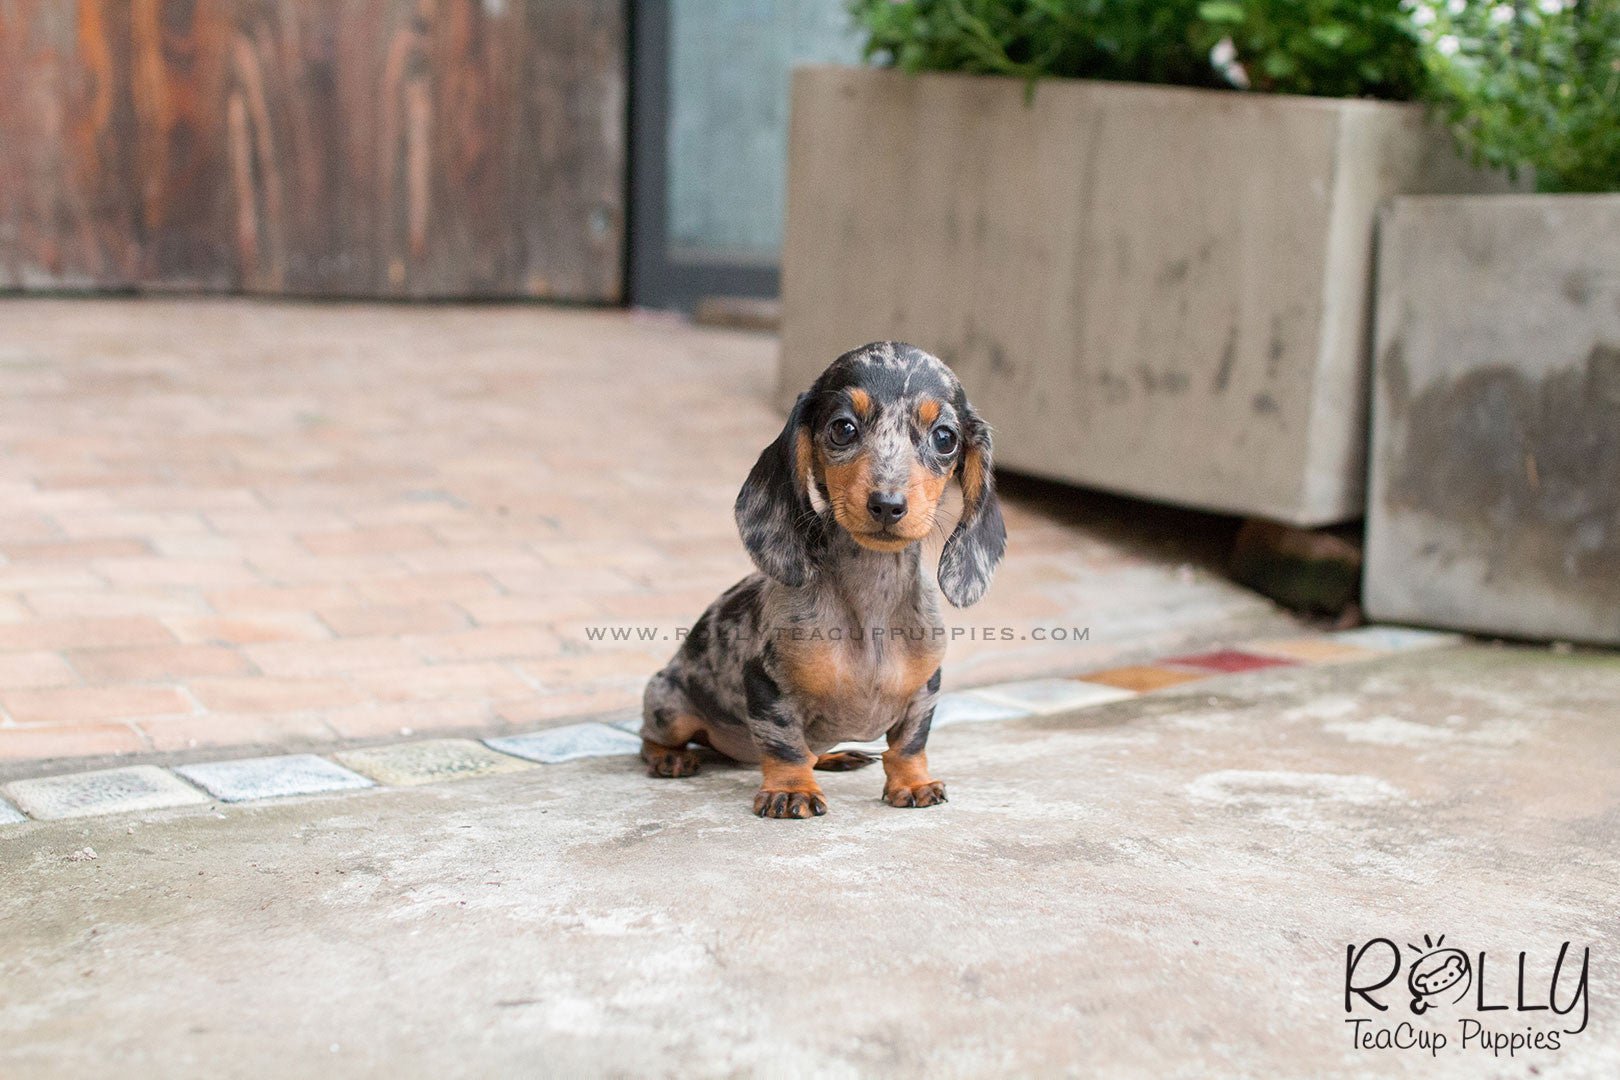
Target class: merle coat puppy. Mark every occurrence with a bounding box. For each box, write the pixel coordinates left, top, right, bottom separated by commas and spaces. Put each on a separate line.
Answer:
640, 342, 1006, 818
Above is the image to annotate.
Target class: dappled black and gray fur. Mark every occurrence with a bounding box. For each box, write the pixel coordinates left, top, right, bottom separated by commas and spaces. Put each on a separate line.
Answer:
640, 342, 1007, 818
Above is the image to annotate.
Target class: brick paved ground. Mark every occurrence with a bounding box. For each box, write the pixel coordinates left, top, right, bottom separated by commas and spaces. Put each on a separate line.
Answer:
0, 299, 1297, 765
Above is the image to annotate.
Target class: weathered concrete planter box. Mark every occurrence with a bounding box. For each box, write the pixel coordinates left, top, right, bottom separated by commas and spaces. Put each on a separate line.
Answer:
1365, 195, 1620, 644
780, 66, 1506, 525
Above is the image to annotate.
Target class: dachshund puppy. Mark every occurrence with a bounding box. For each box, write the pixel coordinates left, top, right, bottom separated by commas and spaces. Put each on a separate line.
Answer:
640, 342, 1006, 818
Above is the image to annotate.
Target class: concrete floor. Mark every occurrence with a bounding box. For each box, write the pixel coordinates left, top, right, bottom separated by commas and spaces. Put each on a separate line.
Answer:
3, 644, 1616, 1078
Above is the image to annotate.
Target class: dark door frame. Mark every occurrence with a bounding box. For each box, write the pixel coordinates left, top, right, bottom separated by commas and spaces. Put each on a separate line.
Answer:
627, 0, 781, 311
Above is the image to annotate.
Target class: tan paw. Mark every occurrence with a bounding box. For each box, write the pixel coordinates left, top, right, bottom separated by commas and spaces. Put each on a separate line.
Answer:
753, 788, 828, 819
882, 780, 947, 808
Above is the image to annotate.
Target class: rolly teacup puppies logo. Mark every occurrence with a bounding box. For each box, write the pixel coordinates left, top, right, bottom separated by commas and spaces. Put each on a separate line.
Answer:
1407, 934, 1471, 1013
1345, 935, 1591, 1058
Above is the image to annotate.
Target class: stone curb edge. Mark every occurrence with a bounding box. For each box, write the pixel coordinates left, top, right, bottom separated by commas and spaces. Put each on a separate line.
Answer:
0, 626, 1463, 825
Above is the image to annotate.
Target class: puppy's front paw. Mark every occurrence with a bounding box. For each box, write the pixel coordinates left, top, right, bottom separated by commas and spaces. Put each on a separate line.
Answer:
882, 780, 947, 808
753, 787, 828, 819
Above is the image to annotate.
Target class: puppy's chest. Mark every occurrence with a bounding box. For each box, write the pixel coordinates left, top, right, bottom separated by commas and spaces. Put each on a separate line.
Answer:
776, 615, 945, 739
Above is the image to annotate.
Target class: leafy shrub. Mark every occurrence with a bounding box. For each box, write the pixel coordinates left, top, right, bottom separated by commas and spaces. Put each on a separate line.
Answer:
1414, 0, 1620, 192
849, 0, 1426, 100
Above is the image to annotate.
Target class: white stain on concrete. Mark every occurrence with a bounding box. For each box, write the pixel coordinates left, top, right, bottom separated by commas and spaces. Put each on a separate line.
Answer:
1186, 769, 1406, 833
1324, 712, 1533, 748
1324, 714, 1457, 746
1188, 769, 1402, 805
1280, 695, 1366, 723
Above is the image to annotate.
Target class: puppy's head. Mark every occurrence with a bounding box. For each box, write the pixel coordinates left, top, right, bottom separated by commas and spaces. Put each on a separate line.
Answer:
735, 342, 1006, 607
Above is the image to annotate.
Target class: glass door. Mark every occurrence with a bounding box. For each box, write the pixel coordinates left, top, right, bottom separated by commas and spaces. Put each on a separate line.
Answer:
629, 0, 863, 311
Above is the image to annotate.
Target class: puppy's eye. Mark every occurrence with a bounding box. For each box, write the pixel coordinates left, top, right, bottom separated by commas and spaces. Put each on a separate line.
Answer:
931, 426, 959, 456
829, 418, 859, 447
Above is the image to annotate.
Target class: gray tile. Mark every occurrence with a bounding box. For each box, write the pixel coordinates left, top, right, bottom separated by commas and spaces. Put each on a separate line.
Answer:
1330, 626, 1467, 652
608, 713, 643, 734
485, 723, 642, 764
968, 678, 1136, 716
0, 798, 27, 824
601, 709, 642, 734
174, 754, 374, 803
335, 739, 534, 787
4, 766, 211, 821
930, 692, 1033, 729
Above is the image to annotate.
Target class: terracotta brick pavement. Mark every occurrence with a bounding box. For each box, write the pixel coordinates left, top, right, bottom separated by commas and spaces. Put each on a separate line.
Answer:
0, 299, 1299, 765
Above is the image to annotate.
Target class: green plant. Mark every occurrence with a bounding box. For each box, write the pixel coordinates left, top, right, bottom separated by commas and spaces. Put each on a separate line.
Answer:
848, 0, 1426, 100
1415, 0, 1620, 192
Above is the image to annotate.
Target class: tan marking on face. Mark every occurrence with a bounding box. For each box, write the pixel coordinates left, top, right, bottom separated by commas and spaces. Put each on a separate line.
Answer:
915, 399, 940, 426
960, 442, 986, 506
848, 387, 872, 419
759, 756, 821, 794
823, 450, 877, 537
839, 460, 950, 547
827, 452, 951, 548
851, 533, 912, 552
899, 461, 950, 536
824, 421, 956, 548
793, 428, 814, 490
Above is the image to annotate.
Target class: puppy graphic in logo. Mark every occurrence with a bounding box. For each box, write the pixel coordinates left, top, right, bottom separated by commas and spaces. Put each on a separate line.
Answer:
1407, 934, 1472, 1013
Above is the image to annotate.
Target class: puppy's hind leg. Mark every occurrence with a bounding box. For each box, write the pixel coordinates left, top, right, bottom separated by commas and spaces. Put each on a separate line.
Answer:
641, 670, 706, 778
642, 733, 703, 779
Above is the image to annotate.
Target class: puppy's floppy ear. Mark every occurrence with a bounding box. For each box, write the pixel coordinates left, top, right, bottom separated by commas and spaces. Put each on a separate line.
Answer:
938, 401, 1006, 607
735, 392, 826, 587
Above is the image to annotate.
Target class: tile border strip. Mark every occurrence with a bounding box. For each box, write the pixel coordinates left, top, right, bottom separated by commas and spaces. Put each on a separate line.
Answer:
0, 627, 1465, 824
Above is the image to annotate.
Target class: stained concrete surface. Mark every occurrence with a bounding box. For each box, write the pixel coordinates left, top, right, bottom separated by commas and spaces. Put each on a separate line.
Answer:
2, 645, 1618, 1078
1367, 195, 1620, 644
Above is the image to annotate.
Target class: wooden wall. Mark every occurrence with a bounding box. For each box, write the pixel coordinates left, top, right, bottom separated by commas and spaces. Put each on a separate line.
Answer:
0, 0, 626, 300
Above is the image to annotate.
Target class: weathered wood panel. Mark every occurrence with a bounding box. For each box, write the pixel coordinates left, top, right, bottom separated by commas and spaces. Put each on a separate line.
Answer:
0, 0, 625, 300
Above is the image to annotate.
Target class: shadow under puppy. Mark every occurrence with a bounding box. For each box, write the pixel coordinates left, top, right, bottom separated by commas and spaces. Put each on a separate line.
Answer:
640, 342, 1006, 818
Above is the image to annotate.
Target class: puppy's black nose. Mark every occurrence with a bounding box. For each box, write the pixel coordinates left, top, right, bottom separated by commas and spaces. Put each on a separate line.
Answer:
866, 491, 908, 524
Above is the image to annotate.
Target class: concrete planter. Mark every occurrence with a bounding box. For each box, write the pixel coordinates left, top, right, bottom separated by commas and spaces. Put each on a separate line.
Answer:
1365, 195, 1620, 644
779, 66, 1507, 525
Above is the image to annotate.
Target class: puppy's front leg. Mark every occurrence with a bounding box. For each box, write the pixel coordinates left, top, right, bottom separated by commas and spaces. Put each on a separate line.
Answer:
755, 754, 825, 819
742, 656, 825, 819
882, 669, 947, 808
